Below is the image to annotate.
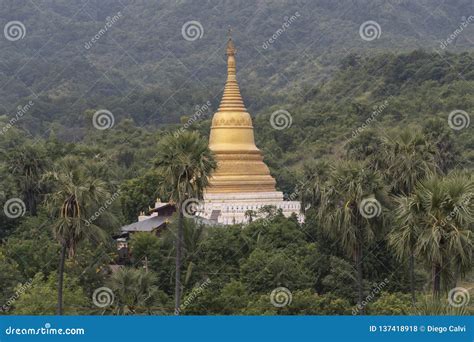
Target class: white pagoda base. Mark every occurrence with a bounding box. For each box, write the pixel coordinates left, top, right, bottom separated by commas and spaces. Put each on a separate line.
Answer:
200, 191, 302, 225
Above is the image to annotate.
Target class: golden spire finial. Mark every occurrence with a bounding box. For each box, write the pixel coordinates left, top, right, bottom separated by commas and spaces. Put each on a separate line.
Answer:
226, 27, 236, 56
218, 30, 245, 111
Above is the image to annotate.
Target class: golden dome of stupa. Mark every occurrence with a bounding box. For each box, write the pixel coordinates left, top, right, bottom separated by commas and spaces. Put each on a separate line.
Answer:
206, 35, 277, 193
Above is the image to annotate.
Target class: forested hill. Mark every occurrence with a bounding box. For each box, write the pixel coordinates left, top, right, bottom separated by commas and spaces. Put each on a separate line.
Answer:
1, 49, 471, 204
0, 0, 473, 136
254, 51, 474, 166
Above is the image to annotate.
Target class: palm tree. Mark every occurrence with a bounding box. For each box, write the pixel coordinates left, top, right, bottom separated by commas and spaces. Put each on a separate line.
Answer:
381, 129, 437, 304
400, 174, 473, 297
422, 118, 460, 174
297, 160, 330, 214
44, 157, 113, 315
318, 161, 387, 313
163, 219, 208, 289
7, 144, 48, 215
379, 128, 437, 195
412, 294, 469, 315
388, 196, 421, 305
182, 221, 206, 287
345, 129, 383, 166
154, 131, 216, 315
109, 267, 163, 315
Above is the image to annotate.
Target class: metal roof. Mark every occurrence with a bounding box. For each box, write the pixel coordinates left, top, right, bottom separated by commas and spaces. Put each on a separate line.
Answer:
120, 216, 168, 232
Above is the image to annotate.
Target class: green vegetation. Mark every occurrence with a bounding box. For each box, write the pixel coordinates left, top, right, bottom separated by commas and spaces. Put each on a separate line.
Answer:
154, 131, 217, 313
44, 157, 116, 314
1, 137, 471, 315
0, 1, 472, 315
1, 1, 472, 136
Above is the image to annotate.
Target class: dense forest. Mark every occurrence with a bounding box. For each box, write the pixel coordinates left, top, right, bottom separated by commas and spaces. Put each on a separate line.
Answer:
0, 0, 473, 315
1, 0, 473, 134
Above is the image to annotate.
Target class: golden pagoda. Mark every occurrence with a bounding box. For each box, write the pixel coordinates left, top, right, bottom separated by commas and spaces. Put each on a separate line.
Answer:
207, 36, 277, 193
201, 34, 301, 225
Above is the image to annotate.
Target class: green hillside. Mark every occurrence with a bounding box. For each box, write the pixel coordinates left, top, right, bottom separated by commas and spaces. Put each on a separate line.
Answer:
0, 1, 472, 316
1, 0, 473, 135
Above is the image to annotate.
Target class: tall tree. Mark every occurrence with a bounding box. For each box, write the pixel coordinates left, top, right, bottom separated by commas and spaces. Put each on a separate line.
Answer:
379, 128, 437, 195
398, 174, 473, 297
44, 157, 113, 315
381, 128, 437, 304
297, 160, 330, 213
388, 196, 421, 305
318, 161, 387, 313
422, 118, 460, 174
154, 131, 216, 315
161, 219, 208, 289
7, 144, 48, 215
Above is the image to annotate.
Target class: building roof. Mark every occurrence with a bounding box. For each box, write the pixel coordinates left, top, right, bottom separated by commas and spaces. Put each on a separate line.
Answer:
150, 202, 173, 211
120, 215, 169, 232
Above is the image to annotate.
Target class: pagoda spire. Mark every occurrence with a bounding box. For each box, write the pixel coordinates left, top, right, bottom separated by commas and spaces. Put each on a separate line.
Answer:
201, 33, 301, 224
206, 34, 278, 194
218, 30, 246, 112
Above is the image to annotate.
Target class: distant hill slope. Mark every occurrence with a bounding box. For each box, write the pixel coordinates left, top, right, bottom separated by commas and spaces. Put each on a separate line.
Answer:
246, 50, 472, 190
0, 0, 473, 135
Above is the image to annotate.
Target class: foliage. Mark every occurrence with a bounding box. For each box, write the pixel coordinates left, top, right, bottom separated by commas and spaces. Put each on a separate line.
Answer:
107, 268, 169, 315
2, 1, 472, 136
13, 272, 89, 315
401, 174, 474, 295
368, 292, 412, 315
0, 249, 23, 310
0, 10, 473, 315
129, 232, 162, 262
120, 171, 163, 222
153, 131, 217, 313
216, 280, 250, 315
244, 290, 351, 315
411, 295, 471, 316
2, 215, 59, 278
154, 131, 217, 204
240, 248, 313, 293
